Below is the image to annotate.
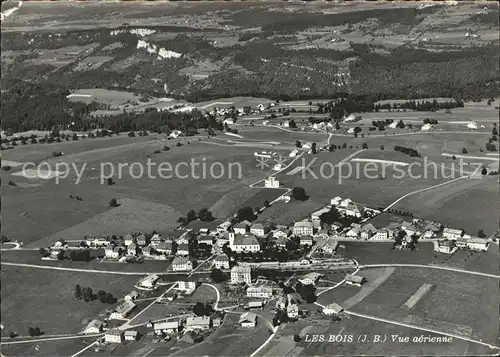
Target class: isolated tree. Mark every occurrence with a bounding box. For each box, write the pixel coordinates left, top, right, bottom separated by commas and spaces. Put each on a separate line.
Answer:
193, 302, 206, 316
380, 145, 384, 150
295, 140, 302, 148
335, 122, 340, 130
462, 148, 468, 154
477, 229, 487, 238
109, 198, 119, 207
210, 268, 228, 283
311, 143, 317, 154
186, 209, 197, 222
294, 334, 302, 342
481, 167, 488, 175
38, 247, 47, 256
28, 328, 35, 337
162, 145, 170, 151
493, 126, 498, 136
362, 143, 368, 149
264, 200, 270, 208
291, 187, 309, 201
9, 331, 16, 338
75, 284, 82, 300
397, 120, 405, 129
354, 127, 362, 134
237, 206, 255, 222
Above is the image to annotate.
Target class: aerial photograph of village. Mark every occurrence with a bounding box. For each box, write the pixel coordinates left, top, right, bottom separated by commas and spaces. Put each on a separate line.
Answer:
0, 0, 499, 356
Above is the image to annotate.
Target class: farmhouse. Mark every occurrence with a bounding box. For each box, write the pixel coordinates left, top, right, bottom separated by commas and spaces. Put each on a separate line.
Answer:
124, 290, 139, 301
247, 301, 264, 309
185, 316, 211, 331
321, 241, 339, 254
247, 285, 273, 298
234, 220, 252, 234
217, 233, 230, 248
150, 233, 163, 244
124, 330, 138, 341
155, 241, 173, 254
124, 234, 134, 246
136, 234, 148, 246
231, 265, 252, 284
239, 312, 257, 328
435, 240, 457, 254
272, 228, 289, 240
264, 176, 280, 188
176, 244, 190, 256
457, 237, 489, 251
105, 246, 121, 259
442, 227, 463, 240
360, 224, 376, 240
293, 221, 314, 236
86, 235, 110, 247
229, 233, 261, 253
110, 300, 136, 320
374, 229, 392, 240
323, 303, 344, 315
275, 235, 289, 248
214, 254, 230, 269
345, 227, 360, 239
345, 274, 365, 287
127, 242, 137, 256
298, 272, 323, 286
177, 279, 197, 294
105, 329, 124, 344
299, 235, 314, 246
154, 321, 179, 335
250, 223, 269, 237
138, 274, 160, 289
287, 303, 299, 319
197, 234, 213, 246
83, 319, 103, 334
172, 257, 193, 271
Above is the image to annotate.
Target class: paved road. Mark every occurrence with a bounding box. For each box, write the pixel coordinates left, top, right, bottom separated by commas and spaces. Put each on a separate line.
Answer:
201, 283, 221, 311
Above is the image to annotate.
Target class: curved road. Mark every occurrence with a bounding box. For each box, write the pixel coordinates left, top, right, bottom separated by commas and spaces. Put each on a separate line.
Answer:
359, 263, 500, 279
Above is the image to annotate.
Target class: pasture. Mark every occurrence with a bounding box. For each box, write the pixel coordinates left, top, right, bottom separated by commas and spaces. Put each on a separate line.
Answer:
0, 337, 98, 357
348, 267, 499, 348
392, 176, 499, 235
0, 265, 138, 337
3, 137, 269, 247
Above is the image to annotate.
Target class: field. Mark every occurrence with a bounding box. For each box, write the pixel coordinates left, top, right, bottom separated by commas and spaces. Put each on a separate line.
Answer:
2, 137, 269, 246
348, 267, 499, 349
0, 337, 99, 357
0, 265, 139, 337
392, 175, 499, 235
337, 241, 434, 265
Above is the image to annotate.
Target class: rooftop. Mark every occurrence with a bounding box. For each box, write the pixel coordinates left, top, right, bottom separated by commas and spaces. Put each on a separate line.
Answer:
233, 233, 259, 246
239, 312, 257, 324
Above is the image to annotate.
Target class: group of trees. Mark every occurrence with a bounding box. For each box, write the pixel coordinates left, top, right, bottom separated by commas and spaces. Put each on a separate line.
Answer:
74, 284, 117, 304
192, 302, 214, 317
394, 145, 421, 158
178, 208, 215, 226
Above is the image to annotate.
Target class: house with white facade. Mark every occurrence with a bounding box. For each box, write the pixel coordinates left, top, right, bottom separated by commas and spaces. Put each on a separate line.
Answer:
250, 223, 269, 237
124, 330, 138, 341
105, 246, 121, 259
124, 234, 134, 246
234, 220, 252, 235
239, 312, 257, 328
127, 242, 137, 256
172, 257, 193, 272
247, 286, 273, 298
105, 329, 124, 344
299, 235, 314, 246
177, 280, 197, 294
229, 233, 260, 253
110, 300, 136, 320
154, 321, 179, 335
176, 244, 189, 256
323, 303, 343, 316
435, 240, 457, 254
155, 241, 173, 255
293, 221, 314, 236
83, 319, 103, 334
185, 316, 211, 331
138, 274, 160, 289
442, 228, 463, 240
214, 254, 230, 269
345, 274, 365, 287
264, 176, 280, 188
231, 265, 252, 284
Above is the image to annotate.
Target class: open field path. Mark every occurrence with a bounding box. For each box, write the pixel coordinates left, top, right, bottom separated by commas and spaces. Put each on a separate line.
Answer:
342, 267, 395, 309
0, 333, 103, 346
